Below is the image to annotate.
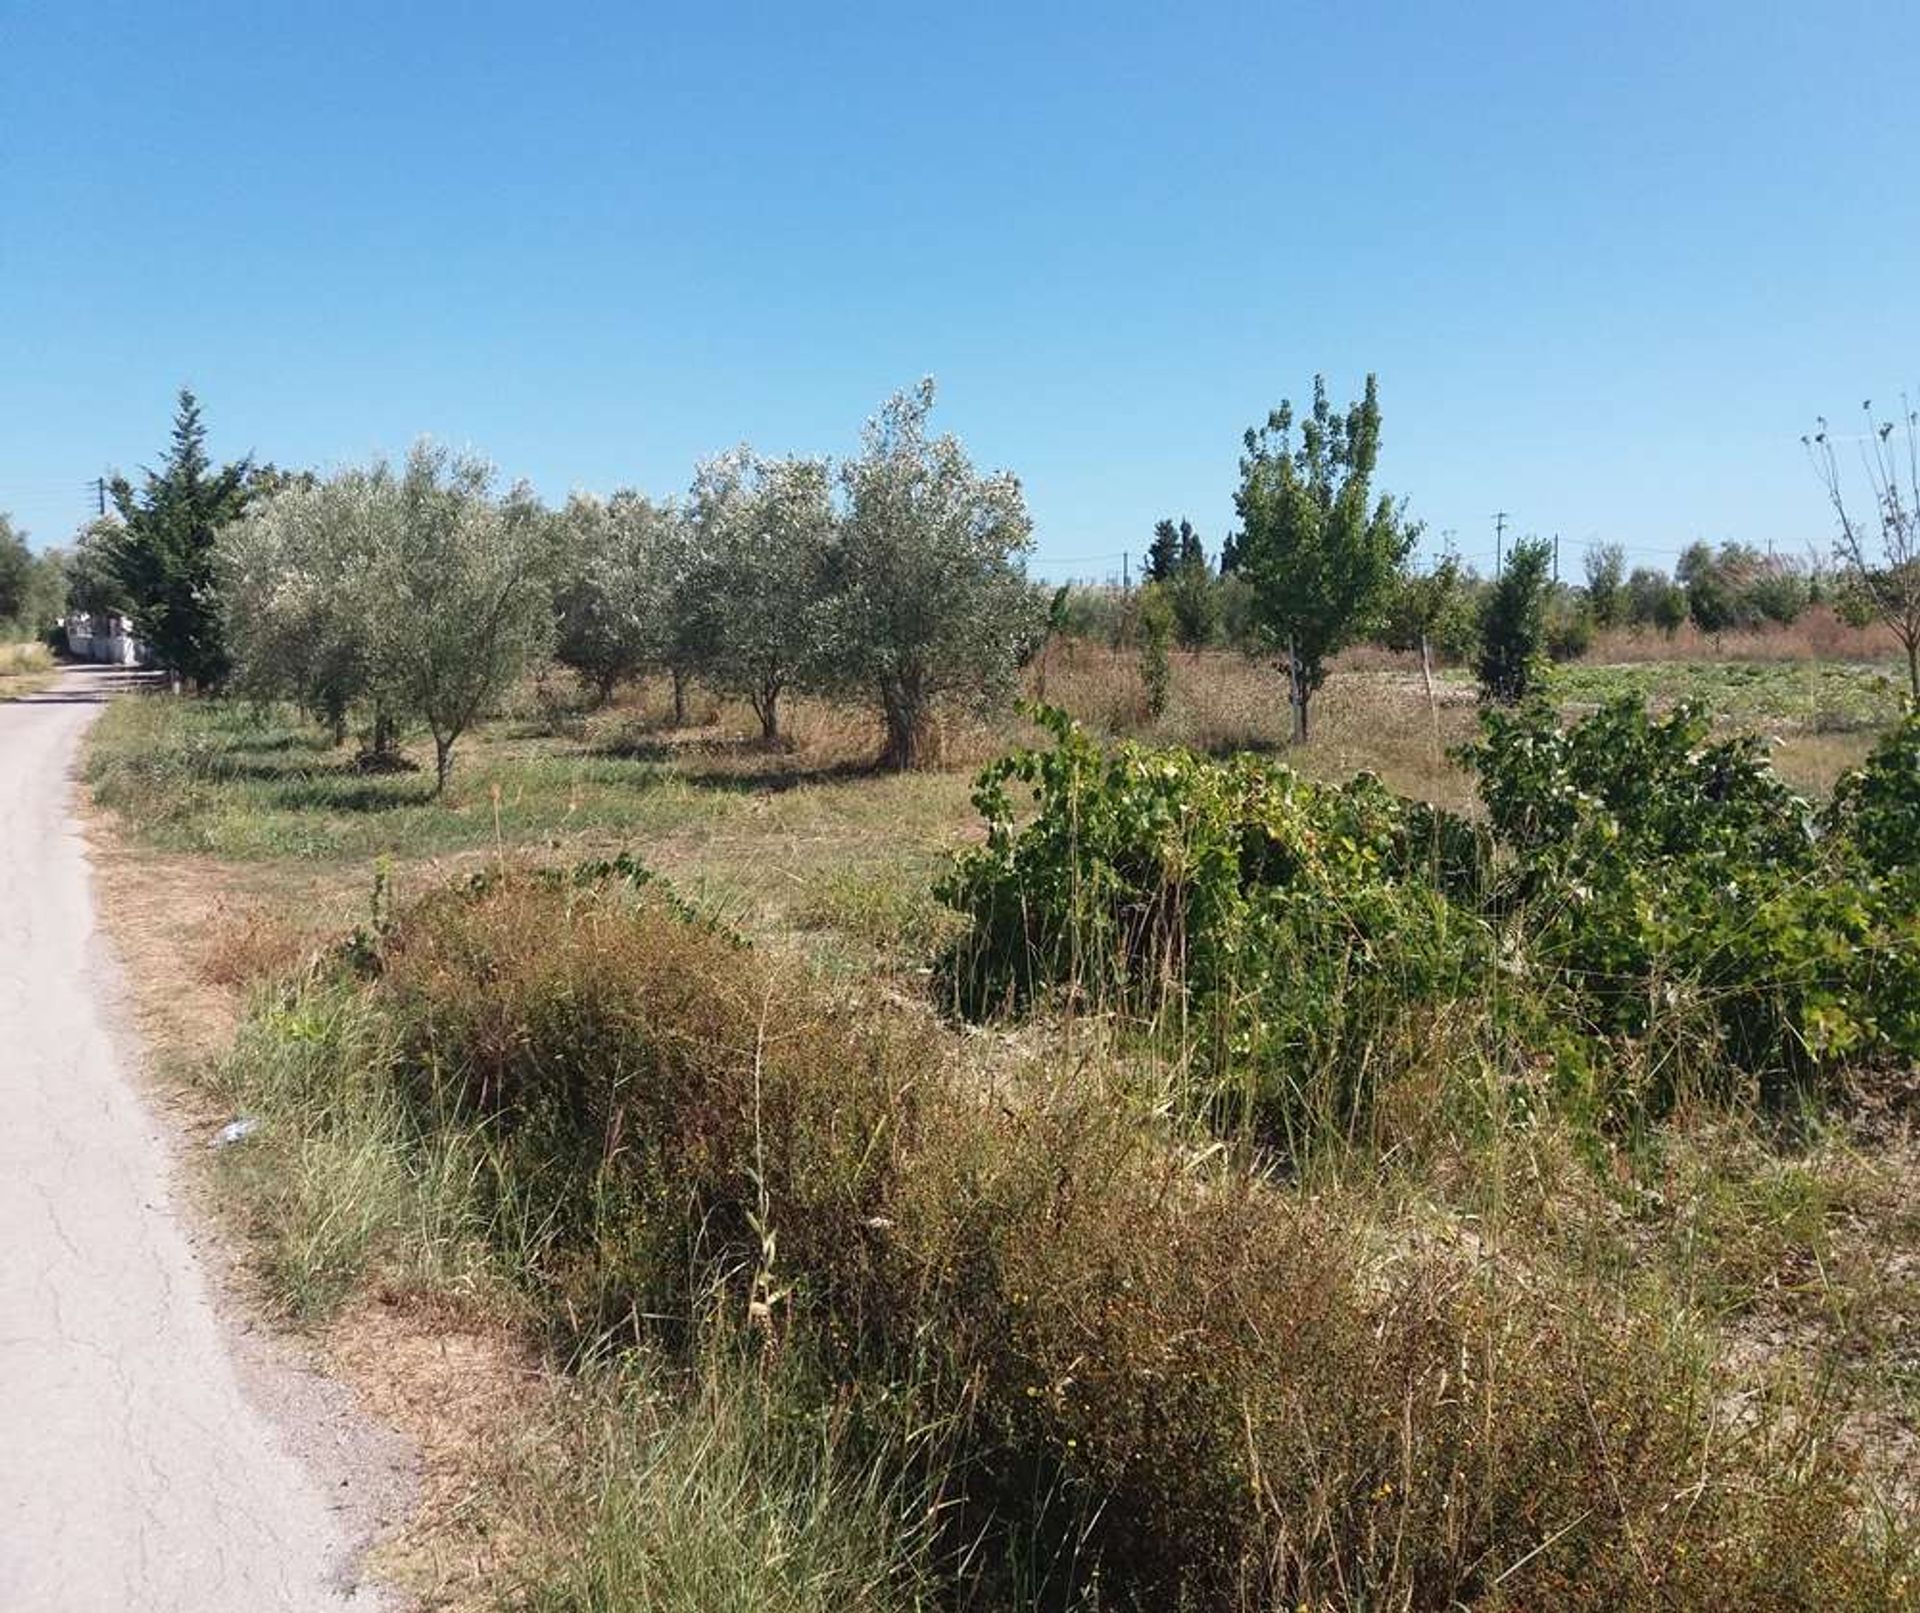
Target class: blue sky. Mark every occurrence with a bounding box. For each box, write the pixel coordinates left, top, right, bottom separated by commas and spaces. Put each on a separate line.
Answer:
3, 1, 1915, 581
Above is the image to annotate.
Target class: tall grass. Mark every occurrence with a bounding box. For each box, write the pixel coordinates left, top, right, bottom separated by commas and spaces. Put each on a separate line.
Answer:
206, 869, 1912, 1610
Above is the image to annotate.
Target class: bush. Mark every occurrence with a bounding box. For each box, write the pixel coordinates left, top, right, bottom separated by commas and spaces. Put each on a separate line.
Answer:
943, 701, 1920, 1129
1476, 539, 1553, 701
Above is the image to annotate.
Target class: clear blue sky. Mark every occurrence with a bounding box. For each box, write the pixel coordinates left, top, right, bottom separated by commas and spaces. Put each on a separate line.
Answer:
4, 1, 1915, 582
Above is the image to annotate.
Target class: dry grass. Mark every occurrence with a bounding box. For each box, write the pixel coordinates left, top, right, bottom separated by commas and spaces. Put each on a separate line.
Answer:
0, 640, 56, 700
1586, 606, 1900, 664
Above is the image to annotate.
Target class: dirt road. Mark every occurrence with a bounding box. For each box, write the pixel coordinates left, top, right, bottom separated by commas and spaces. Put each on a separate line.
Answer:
0, 667, 397, 1611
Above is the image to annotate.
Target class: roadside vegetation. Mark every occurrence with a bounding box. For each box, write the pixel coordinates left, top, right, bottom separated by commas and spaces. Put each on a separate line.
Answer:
0, 640, 56, 700
70, 379, 1920, 1609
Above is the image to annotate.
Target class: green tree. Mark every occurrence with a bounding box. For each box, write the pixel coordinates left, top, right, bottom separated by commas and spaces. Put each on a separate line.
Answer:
226, 446, 556, 786
1625, 566, 1686, 634
827, 380, 1039, 769
1383, 553, 1468, 728
684, 447, 836, 743
64, 518, 134, 617
551, 489, 677, 706
1583, 541, 1626, 629
1477, 538, 1553, 702
1144, 517, 1202, 584
0, 515, 37, 629
1165, 552, 1220, 653
1233, 375, 1415, 742
106, 389, 253, 686
365, 444, 555, 792
1138, 583, 1174, 719
220, 473, 380, 744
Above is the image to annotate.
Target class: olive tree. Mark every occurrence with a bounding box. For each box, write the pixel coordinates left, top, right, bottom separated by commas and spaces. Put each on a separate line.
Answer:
363, 443, 555, 792
827, 380, 1039, 768
220, 474, 380, 743
1808, 400, 1920, 699
552, 489, 677, 705
684, 447, 835, 743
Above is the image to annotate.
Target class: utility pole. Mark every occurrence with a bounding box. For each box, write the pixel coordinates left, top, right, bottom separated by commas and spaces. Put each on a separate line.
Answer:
1491, 511, 1509, 576
1122, 552, 1130, 593
1552, 532, 1560, 585
93, 477, 107, 517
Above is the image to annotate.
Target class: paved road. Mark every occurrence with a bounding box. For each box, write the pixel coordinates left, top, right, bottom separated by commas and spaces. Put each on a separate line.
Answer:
0, 666, 389, 1611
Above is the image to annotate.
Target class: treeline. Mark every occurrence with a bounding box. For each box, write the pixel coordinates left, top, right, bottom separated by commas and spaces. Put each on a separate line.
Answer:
65, 383, 1040, 790
27, 371, 1910, 749
1072, 535, 1843, 660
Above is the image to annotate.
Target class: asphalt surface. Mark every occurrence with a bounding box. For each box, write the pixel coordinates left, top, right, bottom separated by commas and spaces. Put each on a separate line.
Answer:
0, 665, 394, 1611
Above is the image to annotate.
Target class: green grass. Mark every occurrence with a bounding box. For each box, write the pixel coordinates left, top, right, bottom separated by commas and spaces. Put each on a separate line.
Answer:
1545, 657, 1909, 733
86, 696, 978, 963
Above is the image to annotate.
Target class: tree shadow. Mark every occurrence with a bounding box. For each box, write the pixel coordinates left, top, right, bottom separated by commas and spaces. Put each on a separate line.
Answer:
267, 777, 436, 813
586, 732, 885, 793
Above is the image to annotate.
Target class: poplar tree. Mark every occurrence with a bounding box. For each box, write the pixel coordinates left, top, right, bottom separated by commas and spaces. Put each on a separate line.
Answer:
1233, 375, 1414, 742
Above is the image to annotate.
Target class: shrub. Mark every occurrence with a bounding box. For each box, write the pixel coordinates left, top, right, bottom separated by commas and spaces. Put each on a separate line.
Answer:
944, 700, 1920, 1129
1476, 539, 1553, 701
1137, 585, 1173, 719
938, 707, 1489, 1138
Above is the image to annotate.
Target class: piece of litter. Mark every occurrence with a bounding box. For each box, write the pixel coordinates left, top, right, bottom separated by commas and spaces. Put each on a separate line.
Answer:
215, 1118, 260, 1147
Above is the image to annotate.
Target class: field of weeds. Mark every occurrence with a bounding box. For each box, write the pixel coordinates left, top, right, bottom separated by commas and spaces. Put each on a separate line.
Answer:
83, 649, 1919, 1611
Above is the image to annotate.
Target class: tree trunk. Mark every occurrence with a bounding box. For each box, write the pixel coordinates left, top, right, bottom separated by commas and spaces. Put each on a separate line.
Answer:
1419, 630, 1439, 738
671, 666, 688, 727
433, 735, 454, 796
1288, 637, 1308, 745
756, 686, 780, 744
1906, 631, 1919, 701
370, 705, 396, 759
879, 681, 927, 771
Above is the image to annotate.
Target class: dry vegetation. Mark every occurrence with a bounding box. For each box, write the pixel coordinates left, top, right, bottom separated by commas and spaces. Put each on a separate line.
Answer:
82, 639, 1918, 1611
0, 640, 56, 700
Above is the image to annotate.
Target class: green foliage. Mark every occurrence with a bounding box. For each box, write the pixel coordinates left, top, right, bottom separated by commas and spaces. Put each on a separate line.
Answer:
944, 699, 1920, 1136
939, 707, 1486, 1137
1476, 537, 1553, 701
683, 449, 836, 742
1136, 585, 1173, 718
1678, 541, 1812, 634
1143, 516, 1202, 584
64, 517, 133, 617
0, 515, 67, 638
107, 389, 254, 685
1164, 553, 1219, 652
1381, 553, 1475, 663
1584, 541, 1626, 628
224, 443, 554, 788
1627, 565, 1689, 634
550, 490, 678, 704
1544, 587, 1594, 661
1233, 375, 1416, 740
1463, 697, 1920, 1095
826, 379, 1041, 768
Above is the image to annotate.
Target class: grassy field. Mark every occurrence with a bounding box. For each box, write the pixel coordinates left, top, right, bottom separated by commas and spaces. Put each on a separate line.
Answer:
0, 640, 56, 700
82, 646, 1918, 1611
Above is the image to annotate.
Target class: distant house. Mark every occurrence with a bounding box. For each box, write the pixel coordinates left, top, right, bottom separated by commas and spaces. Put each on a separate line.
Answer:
64, 613, 147, 666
